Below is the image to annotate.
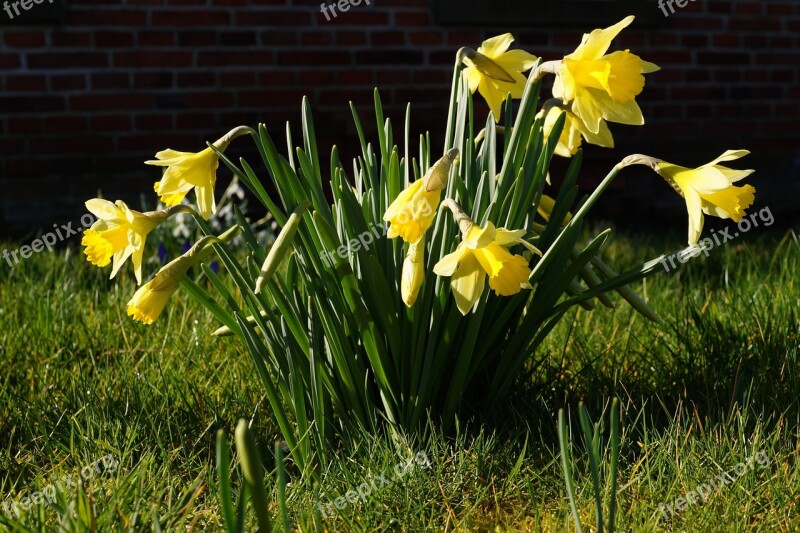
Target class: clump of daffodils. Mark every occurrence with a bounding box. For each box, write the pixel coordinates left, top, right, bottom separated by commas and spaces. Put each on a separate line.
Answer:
83, 16, 758, 468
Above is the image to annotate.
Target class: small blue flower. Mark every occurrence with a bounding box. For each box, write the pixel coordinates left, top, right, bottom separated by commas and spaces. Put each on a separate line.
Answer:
157, 243, 168, 264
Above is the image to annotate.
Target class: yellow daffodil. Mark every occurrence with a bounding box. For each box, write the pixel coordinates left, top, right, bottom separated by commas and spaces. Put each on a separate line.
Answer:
434, 200, 537, 315
127, 276, 181, 325
127, 231, 232, 325
384, 148, 458, 243
82, 199, 167, 285
552, 16, 659, 134
539, 105, 614, 157
148, 148, 219, 219
146, 126, 251, 220
461, 34, 538, 122
401, 237, 425, 308
654, 150, 756, 245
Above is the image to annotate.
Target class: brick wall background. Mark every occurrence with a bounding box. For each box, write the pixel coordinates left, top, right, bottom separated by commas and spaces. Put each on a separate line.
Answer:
0, 0, 798, 236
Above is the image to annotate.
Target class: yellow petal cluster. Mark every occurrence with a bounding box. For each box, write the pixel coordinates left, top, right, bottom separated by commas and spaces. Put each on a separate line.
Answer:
434, 221, 534, 315
463, 34, 538, 122
81, 199, 167, 285
539, 106, 614, 157
384, 180, 440, 244
656, 150, 756, 245
384, 149, 457, 245
147, 147, 219, 220
552, 16, 659, 134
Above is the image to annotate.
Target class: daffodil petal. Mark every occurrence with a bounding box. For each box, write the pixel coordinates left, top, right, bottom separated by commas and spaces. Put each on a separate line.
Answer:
705, 149, 750, 167
433, 244, 467, 277
479, 33, 515, 59
684, 188, 704, 245
450, 253, 485, 315
570, 16, 635, 61
85, 199, 121, 221
494, 49, 538, 72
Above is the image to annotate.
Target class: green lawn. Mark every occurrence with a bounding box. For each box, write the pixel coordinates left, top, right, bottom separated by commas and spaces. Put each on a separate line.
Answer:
1, 228, 798, 531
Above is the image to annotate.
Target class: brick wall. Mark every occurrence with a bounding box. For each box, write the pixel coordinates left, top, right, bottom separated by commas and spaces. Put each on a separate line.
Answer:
1, 0, 798, 234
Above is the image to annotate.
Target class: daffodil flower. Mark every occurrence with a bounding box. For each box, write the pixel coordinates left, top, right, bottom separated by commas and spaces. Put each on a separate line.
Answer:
434, 200, 538, 315
401, 236, 425, 308
461, 34, 538, 122
539, 105, 614, 157
128, 230, 236, 324
384, 148, 458, 244
654, 150, 756, 245
146, 126, 251, 220
82, 199, 168, 285
127, 274, 183, 326
552, 16, 659, 134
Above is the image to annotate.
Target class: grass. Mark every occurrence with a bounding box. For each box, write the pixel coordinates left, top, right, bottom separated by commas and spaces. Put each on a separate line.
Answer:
1, 225, 798, 531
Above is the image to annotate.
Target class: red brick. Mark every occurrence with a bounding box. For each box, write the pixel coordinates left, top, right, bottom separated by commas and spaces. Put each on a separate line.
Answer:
6, 75, 47, 91
0, 96, 64, 113
0, 54, 21, 68
238, 90, 300, 107
28, 53, 107, 69
135, 114, 173, 130
66, 10, 147, 25
70, 94, 151, 111
152, 10, 231, 25
4, 32, 45, 48
277, 50, 350, 66
135, 72, 175, 89
235, 10, 310, 25
371, 31, 405, 46
139, 32, 176, 47
51, 74, 87, 91
92, 72, 130, 89
221, 71, 257, 87
43, 116, 88, 133
176, 72, 216, 88
409, 31, 442, 46
198, 51, 272, 66
50, 32, 93, 47
7, 117, 42, 134
92, 115, 133, 131
114, 51, 193, 68
184, 91, 234, 108
395, 12, 428, 26
95, 31, 136, 47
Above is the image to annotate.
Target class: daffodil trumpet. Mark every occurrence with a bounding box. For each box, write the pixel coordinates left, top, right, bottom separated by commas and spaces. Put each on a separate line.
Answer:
434, 199, 538, 315
81, 199, 170, 285
551, 16, 660, 134
146, 125, 254, 220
